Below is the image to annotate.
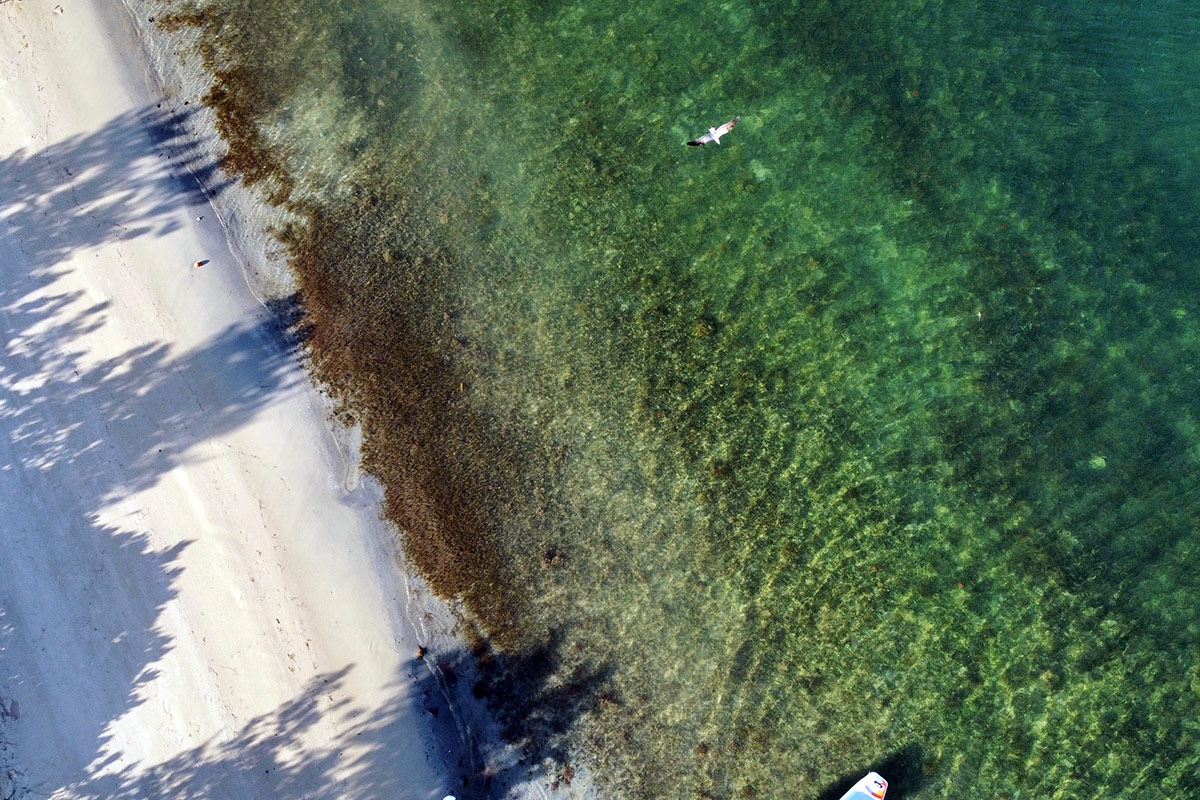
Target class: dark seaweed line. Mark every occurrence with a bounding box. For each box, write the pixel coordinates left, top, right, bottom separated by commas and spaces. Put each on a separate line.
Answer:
153, 3, 606, 795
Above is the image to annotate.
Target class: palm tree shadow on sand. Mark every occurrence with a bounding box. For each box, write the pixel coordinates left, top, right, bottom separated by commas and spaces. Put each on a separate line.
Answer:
1, 101, 617, 800
0, 104, 315, 796
0, 288, 313, 793
55, 663, 442, 799
1, 104, 230, 278
37, 641, 612, 800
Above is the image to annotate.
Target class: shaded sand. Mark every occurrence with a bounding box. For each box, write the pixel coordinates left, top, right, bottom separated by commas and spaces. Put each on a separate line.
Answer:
0, 3, 464, 798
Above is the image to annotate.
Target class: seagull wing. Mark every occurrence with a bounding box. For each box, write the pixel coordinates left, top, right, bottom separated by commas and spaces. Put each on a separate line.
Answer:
686, 116, 741, 146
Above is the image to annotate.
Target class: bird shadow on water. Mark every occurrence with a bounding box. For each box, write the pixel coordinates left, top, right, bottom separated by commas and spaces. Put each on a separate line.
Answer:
815, 743, 926, 800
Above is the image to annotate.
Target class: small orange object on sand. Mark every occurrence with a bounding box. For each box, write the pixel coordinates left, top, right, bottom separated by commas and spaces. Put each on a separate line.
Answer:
193, 259, 209, 268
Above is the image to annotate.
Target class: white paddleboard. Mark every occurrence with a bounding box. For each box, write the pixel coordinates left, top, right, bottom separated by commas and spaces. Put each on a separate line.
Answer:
837, 771, 888, 800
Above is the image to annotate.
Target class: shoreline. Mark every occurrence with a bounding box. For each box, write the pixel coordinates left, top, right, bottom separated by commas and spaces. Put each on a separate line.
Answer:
0, 2, 474, 797
6, 0, 1196, 798
108, 2, 604, 796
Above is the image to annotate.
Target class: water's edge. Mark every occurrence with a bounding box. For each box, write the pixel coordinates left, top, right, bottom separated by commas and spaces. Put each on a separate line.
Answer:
118, 1, 1200, 798
108, 2, 590, 796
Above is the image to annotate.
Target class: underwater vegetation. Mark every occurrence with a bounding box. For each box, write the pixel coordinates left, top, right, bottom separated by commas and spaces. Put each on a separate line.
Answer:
155, 0, 1200, 796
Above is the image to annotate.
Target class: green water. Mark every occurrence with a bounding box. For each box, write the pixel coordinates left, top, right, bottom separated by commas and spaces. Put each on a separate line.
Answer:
156, 0, 1200, 796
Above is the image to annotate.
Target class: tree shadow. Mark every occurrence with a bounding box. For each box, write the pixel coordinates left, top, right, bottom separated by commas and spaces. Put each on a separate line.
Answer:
2, 99, 608, 799
15, 639, 611, 800
1, 104, 232, 277
815, 743, 926, 800
56, 664, 445, 800
422, 633, 615, 797
0, 291, 309, 792
0, 105, 309, 795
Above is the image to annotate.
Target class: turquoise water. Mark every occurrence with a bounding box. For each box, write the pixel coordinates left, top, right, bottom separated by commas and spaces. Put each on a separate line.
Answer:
156, 0, 1200, 796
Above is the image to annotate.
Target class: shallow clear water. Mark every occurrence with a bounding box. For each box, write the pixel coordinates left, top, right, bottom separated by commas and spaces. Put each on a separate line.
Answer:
155, 0, 1200, 796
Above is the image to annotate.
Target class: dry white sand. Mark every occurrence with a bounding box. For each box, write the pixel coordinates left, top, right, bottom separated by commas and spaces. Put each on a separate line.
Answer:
0, 2, 463, 797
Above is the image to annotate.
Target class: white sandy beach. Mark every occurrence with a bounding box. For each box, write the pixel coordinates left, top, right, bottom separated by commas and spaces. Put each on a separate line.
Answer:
0, 2, 464, 797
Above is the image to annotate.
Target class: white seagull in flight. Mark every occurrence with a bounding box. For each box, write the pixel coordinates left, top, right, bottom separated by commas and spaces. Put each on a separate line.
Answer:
687, 115, 740, 146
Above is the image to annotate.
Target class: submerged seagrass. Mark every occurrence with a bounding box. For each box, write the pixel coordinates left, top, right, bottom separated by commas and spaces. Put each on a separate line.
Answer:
156, 0, 1200, 796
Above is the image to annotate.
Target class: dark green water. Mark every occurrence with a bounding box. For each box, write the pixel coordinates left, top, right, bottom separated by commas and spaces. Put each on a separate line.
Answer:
157, 0, 1200, 796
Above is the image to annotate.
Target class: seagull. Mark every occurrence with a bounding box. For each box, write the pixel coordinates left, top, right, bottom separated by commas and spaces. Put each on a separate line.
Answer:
687, 116, 740, 146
